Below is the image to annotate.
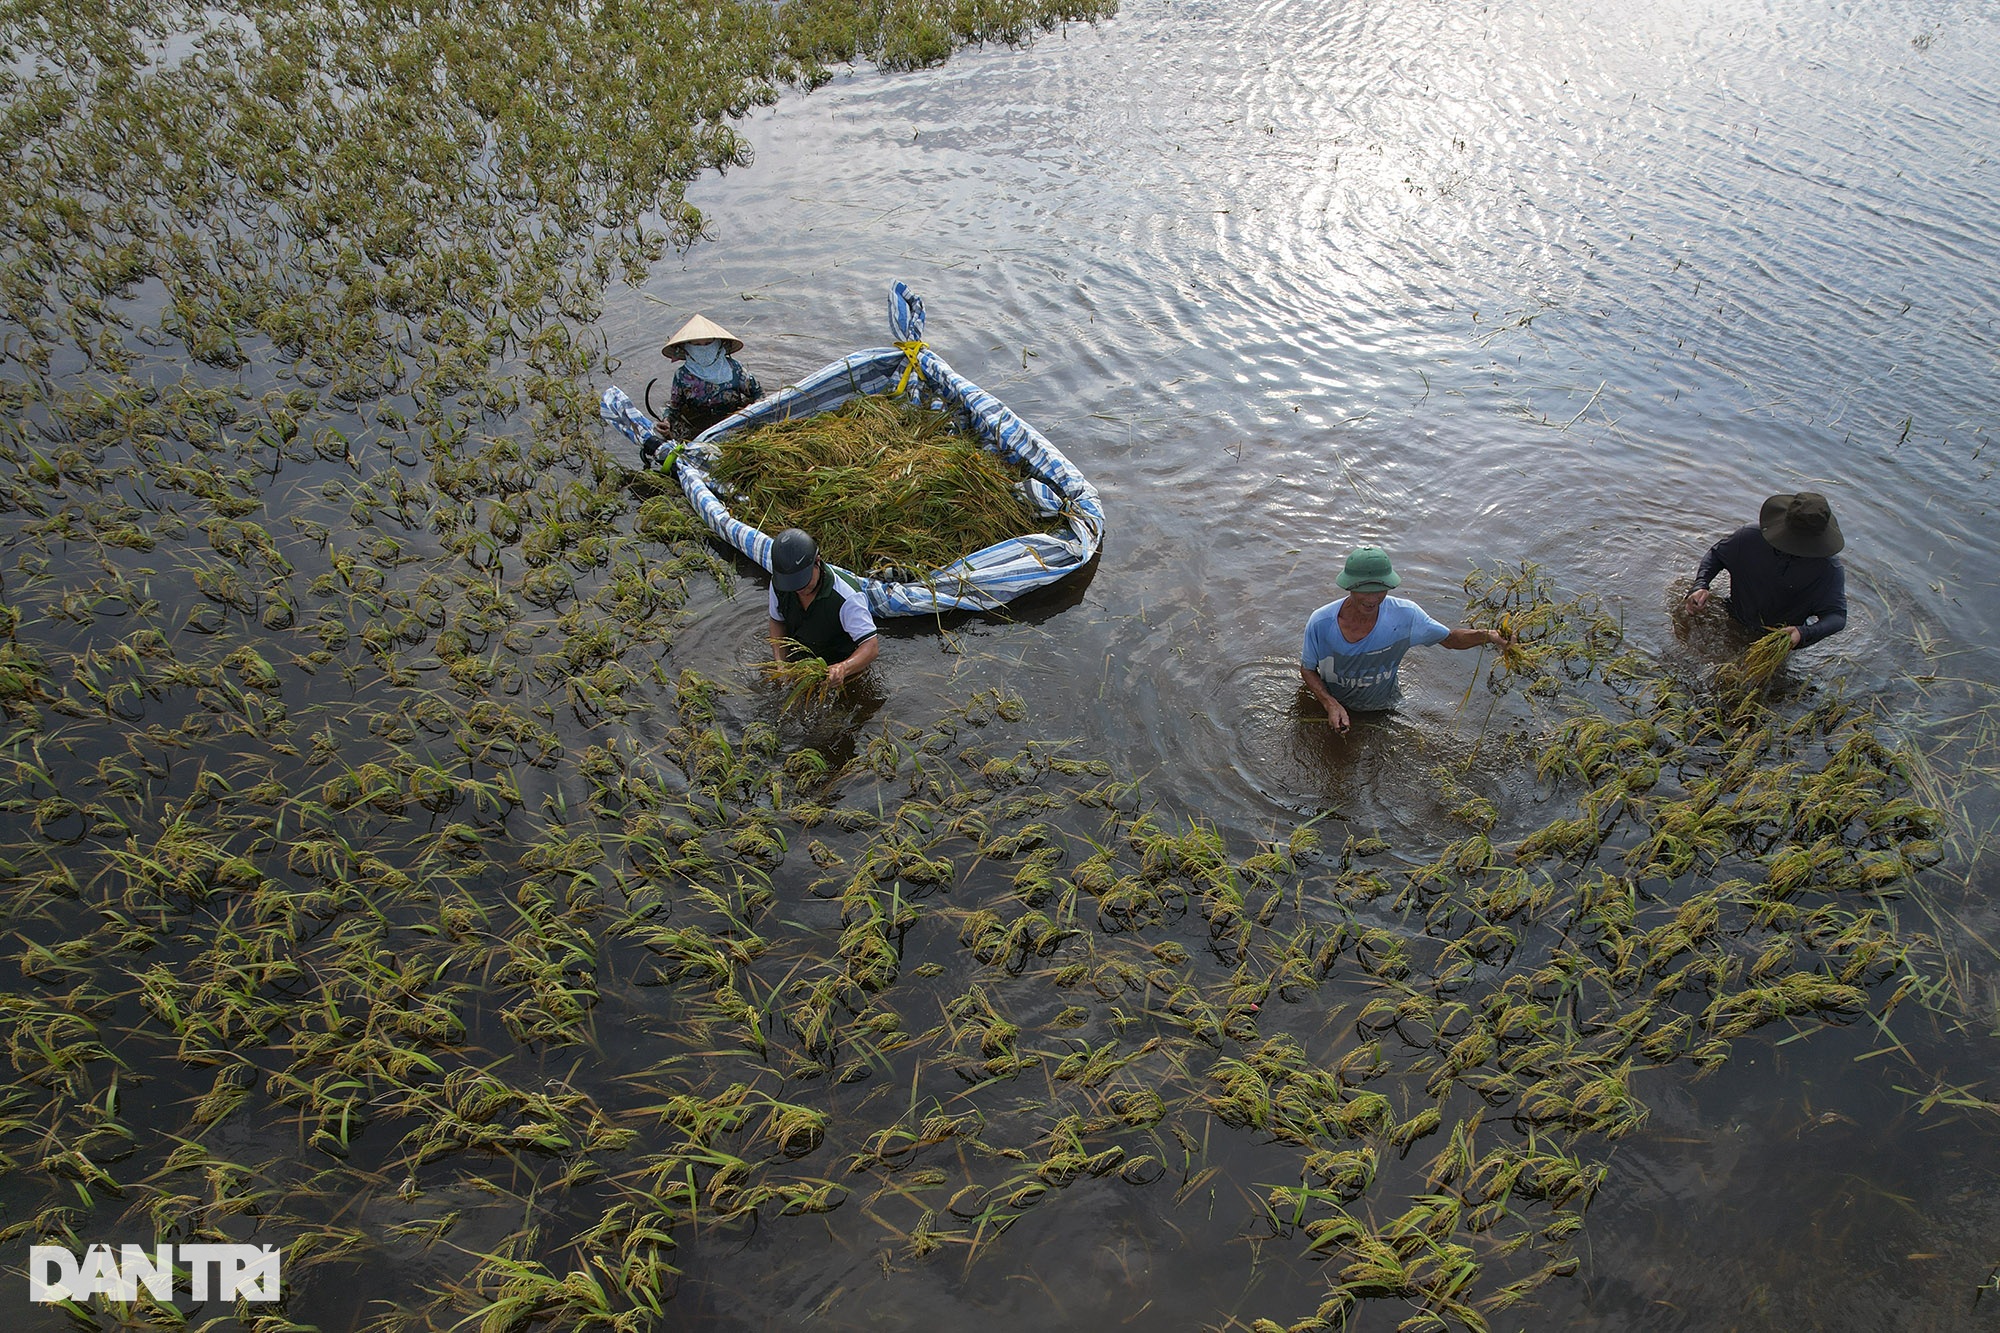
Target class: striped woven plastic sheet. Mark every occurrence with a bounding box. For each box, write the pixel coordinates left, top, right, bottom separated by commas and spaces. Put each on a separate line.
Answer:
600, 283, 1105, 616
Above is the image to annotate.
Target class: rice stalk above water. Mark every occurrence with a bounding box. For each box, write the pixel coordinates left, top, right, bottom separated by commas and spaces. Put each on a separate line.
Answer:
764, 647, 834, 712
710, 394, 1047, 577
1741, 628, 1794, 685
1713, 628, 1795, 704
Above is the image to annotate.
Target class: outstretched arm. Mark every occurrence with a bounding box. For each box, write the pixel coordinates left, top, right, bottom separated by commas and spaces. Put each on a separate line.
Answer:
1688, 536, 1732, 609
1440, 627, 1507, 651
1786, 564, 1849, 649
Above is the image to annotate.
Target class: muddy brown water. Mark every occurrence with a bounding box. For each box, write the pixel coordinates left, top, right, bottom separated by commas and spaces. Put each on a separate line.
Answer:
604, 0, 2000, 1328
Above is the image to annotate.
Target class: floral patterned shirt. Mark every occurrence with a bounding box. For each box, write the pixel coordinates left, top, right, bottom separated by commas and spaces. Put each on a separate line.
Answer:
670, 362, 762, 438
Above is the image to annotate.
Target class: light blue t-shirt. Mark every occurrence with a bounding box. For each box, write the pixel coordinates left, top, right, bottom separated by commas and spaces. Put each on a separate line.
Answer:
1301, 596, 1452, 711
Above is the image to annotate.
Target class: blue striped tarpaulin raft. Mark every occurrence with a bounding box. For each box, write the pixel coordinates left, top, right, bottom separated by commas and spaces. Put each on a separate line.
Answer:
601, 283, 1105, 617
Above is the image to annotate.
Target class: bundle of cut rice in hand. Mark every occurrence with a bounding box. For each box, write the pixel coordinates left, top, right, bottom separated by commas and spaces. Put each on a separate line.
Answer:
1740, 628, 1793, 686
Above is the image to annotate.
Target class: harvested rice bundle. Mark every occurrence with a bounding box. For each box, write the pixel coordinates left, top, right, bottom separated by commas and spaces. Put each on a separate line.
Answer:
1716, 627, 1794, 706
711, 394, 1043, 577
1740, 628, 1794, 685
764, 649, 835, 712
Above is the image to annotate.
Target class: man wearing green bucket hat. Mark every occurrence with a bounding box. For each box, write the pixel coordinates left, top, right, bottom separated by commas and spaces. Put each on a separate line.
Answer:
1300, 546, 1508, 732
1684, 491, 1848, 649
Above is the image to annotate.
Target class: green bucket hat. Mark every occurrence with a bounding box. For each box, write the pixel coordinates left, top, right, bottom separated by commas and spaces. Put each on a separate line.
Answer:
1336, 546, 1400, 593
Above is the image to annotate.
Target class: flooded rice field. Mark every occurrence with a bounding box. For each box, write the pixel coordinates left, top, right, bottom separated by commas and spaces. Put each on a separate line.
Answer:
3, 0, 1999, 1329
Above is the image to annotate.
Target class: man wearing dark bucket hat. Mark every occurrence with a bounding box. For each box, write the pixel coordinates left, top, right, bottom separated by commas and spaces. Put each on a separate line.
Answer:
1300, 547, 1509, 732
1685, 492, 1848, 649
767, 529, 879, 685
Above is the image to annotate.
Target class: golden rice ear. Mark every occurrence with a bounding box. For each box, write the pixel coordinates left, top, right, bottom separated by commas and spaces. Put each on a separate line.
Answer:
1717, 628, 1795, 697
763, 644, 835, 712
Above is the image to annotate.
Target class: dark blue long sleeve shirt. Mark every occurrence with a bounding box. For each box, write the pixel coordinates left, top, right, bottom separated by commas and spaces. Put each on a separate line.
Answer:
1694, 524, 1848, 647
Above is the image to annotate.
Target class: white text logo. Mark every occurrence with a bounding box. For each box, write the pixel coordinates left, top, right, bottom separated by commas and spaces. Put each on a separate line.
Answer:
28, 1244, 280, 1303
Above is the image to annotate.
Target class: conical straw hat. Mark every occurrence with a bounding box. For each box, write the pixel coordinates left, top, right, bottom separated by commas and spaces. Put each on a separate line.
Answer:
661, 313, 744, 359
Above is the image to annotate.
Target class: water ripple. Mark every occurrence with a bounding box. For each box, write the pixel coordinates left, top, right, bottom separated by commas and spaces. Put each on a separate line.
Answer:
626, 0, 2000, 834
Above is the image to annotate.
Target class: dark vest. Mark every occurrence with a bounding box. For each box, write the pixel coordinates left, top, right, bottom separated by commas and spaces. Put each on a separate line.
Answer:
776, 566, 865, 663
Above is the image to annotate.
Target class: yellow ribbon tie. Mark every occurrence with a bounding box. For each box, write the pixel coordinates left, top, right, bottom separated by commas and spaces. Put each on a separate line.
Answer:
893, 340, 927, 397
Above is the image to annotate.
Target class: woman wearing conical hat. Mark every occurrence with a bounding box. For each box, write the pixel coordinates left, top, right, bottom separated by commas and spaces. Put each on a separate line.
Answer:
656, 313, 763, 446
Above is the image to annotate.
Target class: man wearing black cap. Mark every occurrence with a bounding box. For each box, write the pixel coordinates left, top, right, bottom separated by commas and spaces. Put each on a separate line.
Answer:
1685, 492, 1848, 648
767, 528, 879, 686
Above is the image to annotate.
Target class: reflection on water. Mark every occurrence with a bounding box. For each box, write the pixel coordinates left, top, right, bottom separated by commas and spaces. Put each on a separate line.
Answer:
627, 0, 2000, 832
621, 0, 2000, 1327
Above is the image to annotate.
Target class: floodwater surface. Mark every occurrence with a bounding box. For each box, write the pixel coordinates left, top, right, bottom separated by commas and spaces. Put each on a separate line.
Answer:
3, 0, 1999, 1330
613, 0, 2000, 1328
629, 0, 1999, 821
